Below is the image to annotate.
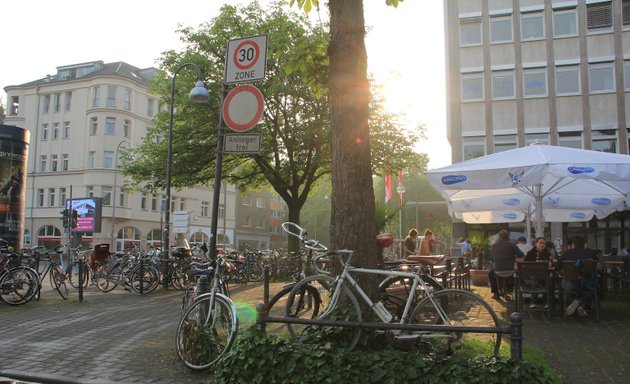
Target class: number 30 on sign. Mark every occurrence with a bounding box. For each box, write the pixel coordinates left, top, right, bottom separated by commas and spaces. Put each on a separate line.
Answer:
224, 35, 268, 84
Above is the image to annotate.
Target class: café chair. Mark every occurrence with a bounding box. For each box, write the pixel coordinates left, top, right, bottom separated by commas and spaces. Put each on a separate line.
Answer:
494, 269, 515, 299
561, 259, 600, 320
515, 261, 551, 318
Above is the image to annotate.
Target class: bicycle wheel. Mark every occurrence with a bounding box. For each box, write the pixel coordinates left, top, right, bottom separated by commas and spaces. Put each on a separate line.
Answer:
246, 262, 264, 282
0, 267, 39, 305
408, 289, 502, 356
176, 293, 238, 370
170, 268, 187, 290
379, 274, 443, 321
67, 264, 89, 288
96, 266, 117, 293
267, 282, 319, 319
285, 275, 362, 351
129, 266, 159, 294
50, 266, 69, 300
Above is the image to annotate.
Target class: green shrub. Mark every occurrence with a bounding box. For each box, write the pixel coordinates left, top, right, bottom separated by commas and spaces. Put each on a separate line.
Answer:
215, 327, 559, 384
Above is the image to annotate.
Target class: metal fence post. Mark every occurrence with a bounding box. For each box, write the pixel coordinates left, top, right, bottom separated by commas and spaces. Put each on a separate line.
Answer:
509, 312, 523, 360
256, 304, 268, 333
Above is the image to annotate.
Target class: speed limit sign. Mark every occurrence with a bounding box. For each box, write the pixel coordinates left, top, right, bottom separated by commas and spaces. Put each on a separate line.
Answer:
224, 35, 268, 84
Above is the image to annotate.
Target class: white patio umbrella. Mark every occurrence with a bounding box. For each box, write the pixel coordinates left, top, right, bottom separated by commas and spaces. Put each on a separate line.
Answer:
425, 144, 630, 237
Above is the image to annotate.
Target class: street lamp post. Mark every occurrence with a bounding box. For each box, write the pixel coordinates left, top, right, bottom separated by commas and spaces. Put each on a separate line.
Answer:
110, 140, 129, 251
397, 182, 406, 258
164, 63, 210, 264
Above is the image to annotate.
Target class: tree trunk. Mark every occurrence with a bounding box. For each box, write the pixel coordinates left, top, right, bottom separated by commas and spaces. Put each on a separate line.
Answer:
329, 0, 379, 297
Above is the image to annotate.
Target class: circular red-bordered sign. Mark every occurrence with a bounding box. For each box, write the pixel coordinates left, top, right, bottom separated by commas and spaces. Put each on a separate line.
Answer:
233, 40, 260, 70
222, 84, 265, 132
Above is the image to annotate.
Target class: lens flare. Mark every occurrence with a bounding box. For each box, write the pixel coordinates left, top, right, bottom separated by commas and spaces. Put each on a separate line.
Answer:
234, 300, 258, 323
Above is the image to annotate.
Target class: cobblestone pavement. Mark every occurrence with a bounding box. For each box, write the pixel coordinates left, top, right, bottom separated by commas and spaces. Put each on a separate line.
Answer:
475, 285, 630, 384
1, 281, 629, 384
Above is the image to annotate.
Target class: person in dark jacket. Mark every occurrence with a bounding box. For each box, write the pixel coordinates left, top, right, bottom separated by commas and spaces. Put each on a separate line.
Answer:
489, 229, 524, 300
558, 235, 600, 317
524, 236, 552, 308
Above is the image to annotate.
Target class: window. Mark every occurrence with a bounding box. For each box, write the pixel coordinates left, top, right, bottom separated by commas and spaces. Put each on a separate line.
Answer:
624, 61, 630, 89
558, 131, 583, 149
123, 120, 130, 138
90, 117, 98, 135
589, 63, 614, 93
42, 124, 49, 140
201, 201, 209, 217
490, 16, 513, 43
63, 122, 70, 139
54, 93, 61, 112
119, 189, 126, 207
592, 129, 617, 153
60, 188, 67, 206
492, 71, 515, 99
51, 154, 58, 172
241, 216, 251, 227
161, 197, 166, 212
525, 133, 549, 145
123, 88, 131, 110
147, 98, 155, 117
48, 188, 56, 207
86, 186, 94, 198
88, 151, 96, 169
151, 194, 158, 211
459, 17, 482, 46
587, 1, 612, 30
92, 86, 100, 108
9, 96, 19, 116
24, 230, 31, 246
523, 69, 547, 97
556, 65, 581, 95
43, 95, 50, 113
40, 155, 47, 172
64, 92, 72, 111
62, 154, 69, 171
463, 138, 485, 160
107, 86, 116, 108
37, 189, 44, 207
104, 151, 114, 168
52, 123, 59, 140
521, 12, 544, 40
219, 204, 225, 219
461, 74, 484, 101
179, 199, 185, 211
494, 135, 517, 153
102, 186, 112, 206
141, 193, 147, 210
624, 0, 630, 25
171, 198, 176, 213
105, 117, 116, 135
242, 195, 252, 206
256, 197, 264, 208
553, 8, 578, 37
256, 217, 265, 229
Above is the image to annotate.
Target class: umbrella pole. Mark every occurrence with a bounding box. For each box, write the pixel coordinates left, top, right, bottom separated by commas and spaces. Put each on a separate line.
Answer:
535, 185, 543, 237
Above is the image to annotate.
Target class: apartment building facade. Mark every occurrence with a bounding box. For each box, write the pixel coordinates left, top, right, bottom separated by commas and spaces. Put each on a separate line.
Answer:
3, 60, 238, 251
444, 0, 630, 251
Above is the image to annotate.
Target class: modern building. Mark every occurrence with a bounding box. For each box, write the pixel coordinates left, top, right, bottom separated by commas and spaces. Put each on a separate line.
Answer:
3, 60, 238, 251
443, 0, 630, 251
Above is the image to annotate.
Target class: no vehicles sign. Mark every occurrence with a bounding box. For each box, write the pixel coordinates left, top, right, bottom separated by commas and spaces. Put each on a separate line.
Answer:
224, 35, 268, 84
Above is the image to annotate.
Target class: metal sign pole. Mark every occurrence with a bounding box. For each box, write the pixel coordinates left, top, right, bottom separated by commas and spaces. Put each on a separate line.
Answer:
208, 84, 229, 260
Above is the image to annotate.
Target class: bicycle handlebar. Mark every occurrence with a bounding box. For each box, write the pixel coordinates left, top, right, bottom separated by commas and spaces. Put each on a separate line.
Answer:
281, 222, 328, 252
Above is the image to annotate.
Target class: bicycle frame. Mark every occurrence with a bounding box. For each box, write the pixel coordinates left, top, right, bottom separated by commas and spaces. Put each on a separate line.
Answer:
326, 251, 450, 326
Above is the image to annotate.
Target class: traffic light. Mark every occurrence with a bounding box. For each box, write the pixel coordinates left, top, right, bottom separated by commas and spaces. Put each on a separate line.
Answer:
60, 209, 69, 228
71, 210, 79, 229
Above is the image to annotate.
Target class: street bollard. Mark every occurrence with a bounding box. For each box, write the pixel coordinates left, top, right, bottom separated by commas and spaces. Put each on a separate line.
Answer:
509, 312, 523, 360
256, 303, 267, 333
77, 256, 84, 303
139, 255, 144, 295
263, 265, 270, 309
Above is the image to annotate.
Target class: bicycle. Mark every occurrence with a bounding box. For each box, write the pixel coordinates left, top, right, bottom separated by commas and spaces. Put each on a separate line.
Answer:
223, 252, 264, 283
25, 244, 71, 300
266, 222, 330, 318
0, 251, 39, 305
176, 254, 238, 370
285, 249, 502, 355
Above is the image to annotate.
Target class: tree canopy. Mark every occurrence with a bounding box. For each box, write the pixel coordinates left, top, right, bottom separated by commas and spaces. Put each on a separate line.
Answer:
122, 0, 427, 251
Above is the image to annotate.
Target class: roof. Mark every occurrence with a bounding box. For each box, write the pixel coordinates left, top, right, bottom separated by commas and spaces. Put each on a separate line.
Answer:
13, 61, 160, 88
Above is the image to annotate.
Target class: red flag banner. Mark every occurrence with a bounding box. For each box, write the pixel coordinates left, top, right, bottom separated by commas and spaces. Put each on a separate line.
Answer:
385, 174, 392, 203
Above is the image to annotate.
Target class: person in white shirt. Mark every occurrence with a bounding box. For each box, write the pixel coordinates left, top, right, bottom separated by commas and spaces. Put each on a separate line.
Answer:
515, 236, 533, 256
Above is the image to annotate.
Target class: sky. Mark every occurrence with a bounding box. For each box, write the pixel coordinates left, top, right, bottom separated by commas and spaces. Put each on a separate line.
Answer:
0, 0, 450, 169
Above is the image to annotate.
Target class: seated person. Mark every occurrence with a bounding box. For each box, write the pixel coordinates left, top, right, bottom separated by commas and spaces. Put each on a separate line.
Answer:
557, 235, 600, 317
523, 237, 552, 308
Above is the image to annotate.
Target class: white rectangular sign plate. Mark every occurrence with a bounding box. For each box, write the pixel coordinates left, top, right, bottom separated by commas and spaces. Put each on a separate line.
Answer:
224, 134, 262, 153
